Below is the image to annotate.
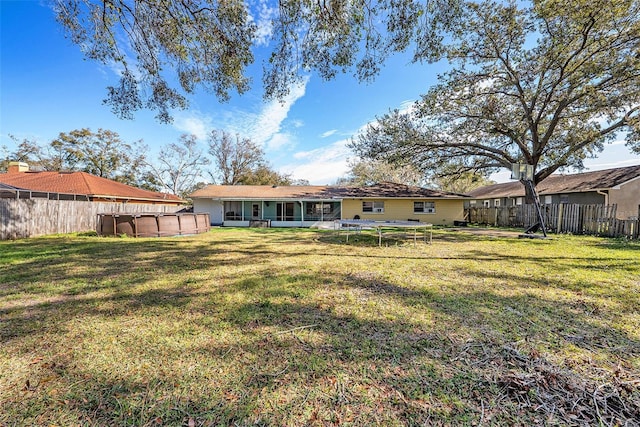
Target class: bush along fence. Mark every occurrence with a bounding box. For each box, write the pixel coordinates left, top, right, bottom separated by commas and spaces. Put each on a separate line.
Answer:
465, 204, 639, 239
0, 198, 183, 240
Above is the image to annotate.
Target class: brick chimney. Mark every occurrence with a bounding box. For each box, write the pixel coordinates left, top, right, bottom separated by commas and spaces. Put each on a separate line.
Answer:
7, 162, 29, 174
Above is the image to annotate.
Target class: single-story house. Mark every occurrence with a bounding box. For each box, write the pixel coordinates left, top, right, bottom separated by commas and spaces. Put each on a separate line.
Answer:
0, 162, 184, 205
190, 181, 469, 227
467, 165, 640, 219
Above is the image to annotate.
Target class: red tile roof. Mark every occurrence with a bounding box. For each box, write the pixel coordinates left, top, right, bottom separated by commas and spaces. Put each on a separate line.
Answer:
190, 181, 469, 199
468, 165, 640, 199
0, 171, 184, 203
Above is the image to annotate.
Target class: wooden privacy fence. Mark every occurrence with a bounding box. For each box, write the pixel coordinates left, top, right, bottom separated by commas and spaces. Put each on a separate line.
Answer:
0, 198, 183, 240
465, 204, 639, 239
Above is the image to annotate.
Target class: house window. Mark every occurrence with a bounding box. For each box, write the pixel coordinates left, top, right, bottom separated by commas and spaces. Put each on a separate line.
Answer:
560, 194, 569, 204
252, 203, 260, 218
494, 199, 501, 207
414, 201, 436, 214
544, 195, 553, 205
305, 202, 331, 219
516, 197, 523, 206
483, 200, 490, 207
363, 201, 384, 213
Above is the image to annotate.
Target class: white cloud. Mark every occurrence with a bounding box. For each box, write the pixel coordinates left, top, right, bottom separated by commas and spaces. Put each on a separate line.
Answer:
249, 0, 277, 46
283, 139, 352, 184
240, 76, 309, 148
291, 119, 304, 128
172, 111, 212, 140
584, 157, 640, 170
267, 132, 295, 150
163, 76, 308, 153
320, 129, 337, 138
398, 99, 417, 112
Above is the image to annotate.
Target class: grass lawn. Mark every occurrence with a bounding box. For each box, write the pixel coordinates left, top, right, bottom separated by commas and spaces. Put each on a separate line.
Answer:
1, 228, 639, 426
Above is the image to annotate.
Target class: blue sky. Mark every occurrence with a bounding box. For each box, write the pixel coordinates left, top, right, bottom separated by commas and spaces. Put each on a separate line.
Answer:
1, 1, 638, 185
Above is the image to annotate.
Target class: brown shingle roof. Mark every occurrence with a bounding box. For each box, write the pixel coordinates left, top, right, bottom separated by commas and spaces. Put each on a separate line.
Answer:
468, 165, 640, 199
0, 171, 184, 203
190, 182, 469, 199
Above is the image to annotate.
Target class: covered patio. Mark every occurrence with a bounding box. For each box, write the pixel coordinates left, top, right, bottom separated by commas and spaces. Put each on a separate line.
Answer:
221, 199, 342, 227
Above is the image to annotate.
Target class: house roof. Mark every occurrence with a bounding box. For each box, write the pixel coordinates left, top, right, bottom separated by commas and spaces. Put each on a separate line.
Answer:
0, 170, 184, 203
190, 181, 469, 200
468, 165, 640, 199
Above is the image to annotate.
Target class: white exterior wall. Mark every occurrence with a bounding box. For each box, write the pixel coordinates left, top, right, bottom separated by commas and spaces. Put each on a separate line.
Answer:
193, 199, 224, 225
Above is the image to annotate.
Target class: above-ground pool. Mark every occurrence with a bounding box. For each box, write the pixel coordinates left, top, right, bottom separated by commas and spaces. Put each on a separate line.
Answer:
97, 212, 210, 237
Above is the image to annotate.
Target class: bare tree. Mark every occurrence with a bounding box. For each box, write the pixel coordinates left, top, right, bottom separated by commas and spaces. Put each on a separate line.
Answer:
207, 130, 265, 185
144, 134, 210, 198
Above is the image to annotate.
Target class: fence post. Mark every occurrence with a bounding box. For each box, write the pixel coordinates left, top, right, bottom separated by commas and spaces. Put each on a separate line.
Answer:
556, 203, 564, 234
636, 205, 640, 239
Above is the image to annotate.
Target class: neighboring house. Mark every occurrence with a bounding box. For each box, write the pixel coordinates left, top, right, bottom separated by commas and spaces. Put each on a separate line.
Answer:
0, 162, 184, 205
190, 181, 469, 227
467, 165, 640, 219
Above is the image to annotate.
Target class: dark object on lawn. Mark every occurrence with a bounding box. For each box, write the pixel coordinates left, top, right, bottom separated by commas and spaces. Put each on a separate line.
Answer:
520, 222, 548, 239
525, 223, 540, 234
453, 220, 468, 226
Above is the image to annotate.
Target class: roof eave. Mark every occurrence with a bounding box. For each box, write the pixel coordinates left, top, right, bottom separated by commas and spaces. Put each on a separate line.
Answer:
90, 194, 185, 203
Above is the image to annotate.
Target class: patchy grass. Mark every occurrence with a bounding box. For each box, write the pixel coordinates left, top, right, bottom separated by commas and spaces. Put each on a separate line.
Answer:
1, 228, 639, 426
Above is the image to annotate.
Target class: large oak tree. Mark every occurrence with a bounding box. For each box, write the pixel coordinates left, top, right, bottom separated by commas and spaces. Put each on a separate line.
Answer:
352, 0, 640, 185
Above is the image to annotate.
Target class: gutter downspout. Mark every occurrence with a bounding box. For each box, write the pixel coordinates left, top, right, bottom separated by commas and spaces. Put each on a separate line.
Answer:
597, 190, 609, 205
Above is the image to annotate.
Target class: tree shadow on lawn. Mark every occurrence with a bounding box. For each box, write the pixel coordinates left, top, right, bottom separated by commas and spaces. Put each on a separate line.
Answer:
0, 283, 198, 344
341, 270, 639, 360
2, 264, 639, 425
211, 272, 640, 425
4, 362, 264, 426
0, 236, 284, 299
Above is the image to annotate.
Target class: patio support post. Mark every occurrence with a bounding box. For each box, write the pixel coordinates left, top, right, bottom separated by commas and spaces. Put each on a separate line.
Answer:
299, 201, 304, 226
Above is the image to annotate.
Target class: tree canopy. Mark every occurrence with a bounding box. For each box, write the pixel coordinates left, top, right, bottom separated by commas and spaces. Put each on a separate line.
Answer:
352, 0, 640, 185
53, 0, 640, 186
3, 130, 146, 186
54, 0, 459, 122
51, 128, 146, 186
4, 128, 294, 195
336, 159, 425, 187
55, 0, 256, 122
